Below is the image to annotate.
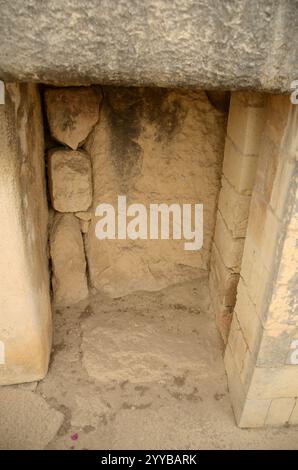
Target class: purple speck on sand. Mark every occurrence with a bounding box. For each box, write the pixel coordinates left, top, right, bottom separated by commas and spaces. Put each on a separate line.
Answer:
71, 433, 79, 441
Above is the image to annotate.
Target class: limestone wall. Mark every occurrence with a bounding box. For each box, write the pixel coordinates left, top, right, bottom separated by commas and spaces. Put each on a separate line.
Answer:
209, 92, 267, 341
0, 83, 51, 385
224, 95, 298, 427
46, 86, 227, 301
0, 1, 297, 92
85, 88, 227, 297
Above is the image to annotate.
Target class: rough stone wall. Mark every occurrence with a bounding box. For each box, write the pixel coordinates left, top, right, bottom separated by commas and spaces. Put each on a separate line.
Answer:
224, 95, 298, 427
45, 87, 101, 307
0, 83, 51, 385
0, 1, 297, 92
85, 87, 227, 297
45, 86, 227, 302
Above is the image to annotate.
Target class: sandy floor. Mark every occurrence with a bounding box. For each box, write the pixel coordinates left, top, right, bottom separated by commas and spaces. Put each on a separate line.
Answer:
0, 277, 297, 450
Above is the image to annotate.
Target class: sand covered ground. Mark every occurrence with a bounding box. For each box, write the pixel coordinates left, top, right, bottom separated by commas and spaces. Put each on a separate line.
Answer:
0, 278, 297, 450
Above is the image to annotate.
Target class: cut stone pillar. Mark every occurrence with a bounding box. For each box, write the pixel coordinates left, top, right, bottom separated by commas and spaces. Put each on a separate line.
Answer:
209, 92, 267, 342
225, 96, 298, 427
0, 83, 52, 385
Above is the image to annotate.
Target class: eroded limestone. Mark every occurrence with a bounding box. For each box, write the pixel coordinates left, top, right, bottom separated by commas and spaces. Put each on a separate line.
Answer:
50, 214, 89, 307
45, 87, 101, 149
48, 149, 93, 213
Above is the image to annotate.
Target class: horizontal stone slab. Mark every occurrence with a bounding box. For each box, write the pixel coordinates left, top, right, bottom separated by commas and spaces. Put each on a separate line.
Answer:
0, 1, 296, 92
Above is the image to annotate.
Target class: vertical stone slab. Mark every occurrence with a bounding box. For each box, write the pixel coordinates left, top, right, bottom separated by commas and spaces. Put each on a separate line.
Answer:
85, 88, 227, 297
225, 96, 298, 428
0, 83, 52, 385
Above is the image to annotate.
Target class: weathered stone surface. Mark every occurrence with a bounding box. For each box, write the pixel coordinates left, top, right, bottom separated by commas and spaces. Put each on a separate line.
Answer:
0, 1, 297, 92
224, 344, 247, 424
213, 211, 245, 270
0, 389, 63, 450
209, 268, 233, 344
265, 398, 296, 426
45, 87, 100, 149
256, 186, 298, 367
223, 137, 258, 195
210, 89, 267, 344
225, 95, 298, 428
75, 211, 92, 221
248, 366, 298, 400
85, 87, 227, 297
50, 214, 89, 307
234, 278, 262, 353
80, 219, 90, 234
81, 278, 221, 384
289, 400, 298, 425
210, 244, 239, 307
238, 398, 271, 428
228, 314, 249, 377
48, 149, 93, 213
227, 92, 266, 156
218, 177, 251, 238
0, 83, 52, 385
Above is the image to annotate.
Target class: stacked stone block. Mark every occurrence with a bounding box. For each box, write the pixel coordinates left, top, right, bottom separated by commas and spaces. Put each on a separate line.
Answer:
45, 87, 101, 307
224, 95, 298, 427
209, 92, 267, 342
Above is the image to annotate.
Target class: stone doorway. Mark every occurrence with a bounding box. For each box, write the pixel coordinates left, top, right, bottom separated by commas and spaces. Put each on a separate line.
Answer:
0, 83, 297, 430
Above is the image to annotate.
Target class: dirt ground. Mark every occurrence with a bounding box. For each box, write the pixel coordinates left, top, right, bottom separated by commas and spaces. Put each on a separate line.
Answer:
0, 277, 297, 450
